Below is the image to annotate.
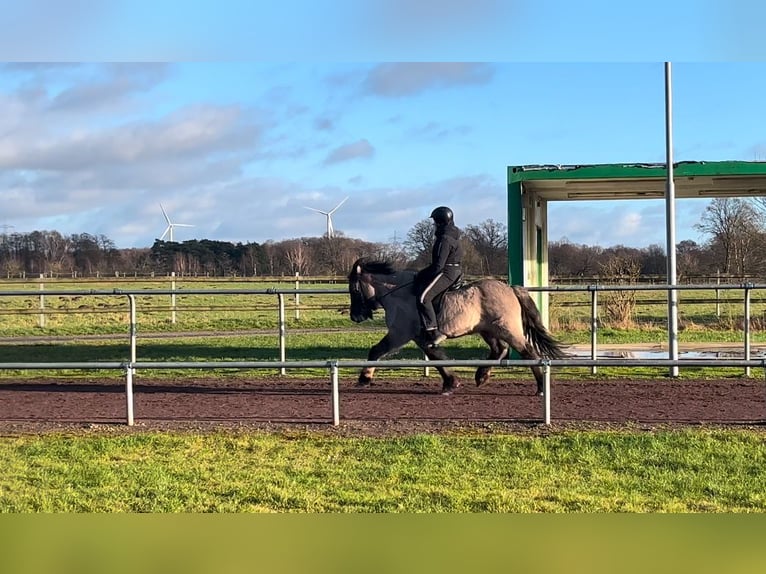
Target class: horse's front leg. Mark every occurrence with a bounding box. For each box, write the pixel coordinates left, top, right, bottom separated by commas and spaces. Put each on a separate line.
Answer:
419, 343, 461, 395
358, 334, 400, 386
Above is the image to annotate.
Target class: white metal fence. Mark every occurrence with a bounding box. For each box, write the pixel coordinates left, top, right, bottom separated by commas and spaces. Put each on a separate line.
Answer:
1, 283, 765, 427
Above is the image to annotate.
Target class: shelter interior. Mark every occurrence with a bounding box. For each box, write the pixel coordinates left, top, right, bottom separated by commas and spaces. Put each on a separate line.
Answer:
506, 160, 766, 323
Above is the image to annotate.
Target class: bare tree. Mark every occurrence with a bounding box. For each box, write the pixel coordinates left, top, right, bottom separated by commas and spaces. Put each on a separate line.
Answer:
310, 235, 347, 275
121, 248, 152, 275
403, 219, 435, 264
283, 239, 310, 275
458, 238, 482, 276
695, 198, 762, 275
641, 244, 666, 275
549, 239, 604, 278
599, 255, 641, 328
373, 238, 409, 269
463, 219, 507, 275
37, 231, 71, 275
676, 239, 703, 280
261, 241, 281, 275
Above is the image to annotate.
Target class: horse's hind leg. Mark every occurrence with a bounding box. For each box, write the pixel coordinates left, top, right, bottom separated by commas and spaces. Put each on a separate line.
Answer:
504, 334, 545, 396
519, 344, 545, 396
529, 364, 545, 396
475, 334, 508, 387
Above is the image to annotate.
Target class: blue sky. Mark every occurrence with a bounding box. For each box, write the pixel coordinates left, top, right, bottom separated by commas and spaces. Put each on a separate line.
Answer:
1, 2, 764, 249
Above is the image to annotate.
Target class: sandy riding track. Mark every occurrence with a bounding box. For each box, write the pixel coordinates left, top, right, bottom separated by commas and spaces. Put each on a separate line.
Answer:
0, 375, 764, 435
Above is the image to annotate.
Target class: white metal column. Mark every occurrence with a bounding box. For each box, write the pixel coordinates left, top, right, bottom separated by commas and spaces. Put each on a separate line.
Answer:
665, 62, 679, 377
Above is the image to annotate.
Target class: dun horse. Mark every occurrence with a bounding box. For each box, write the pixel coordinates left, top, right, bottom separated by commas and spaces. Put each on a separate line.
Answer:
347, 258, 567, 395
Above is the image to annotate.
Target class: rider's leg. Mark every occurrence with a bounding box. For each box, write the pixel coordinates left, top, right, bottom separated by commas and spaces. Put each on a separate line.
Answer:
419, 274, 451, 346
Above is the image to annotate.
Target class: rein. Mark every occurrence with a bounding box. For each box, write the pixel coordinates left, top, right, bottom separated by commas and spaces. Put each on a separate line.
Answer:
376, 279, 414, 301
354, 273, 414, 308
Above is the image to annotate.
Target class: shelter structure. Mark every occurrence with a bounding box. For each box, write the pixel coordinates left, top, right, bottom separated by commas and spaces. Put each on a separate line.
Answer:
507, 160, 766, 323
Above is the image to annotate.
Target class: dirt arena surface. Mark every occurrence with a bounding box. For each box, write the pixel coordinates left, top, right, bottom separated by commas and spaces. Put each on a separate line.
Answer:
0, 374, 764, 436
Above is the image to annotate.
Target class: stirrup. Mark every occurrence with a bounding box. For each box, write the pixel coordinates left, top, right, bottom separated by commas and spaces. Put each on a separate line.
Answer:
425, 329, 446, 347
431, 331, 446, 346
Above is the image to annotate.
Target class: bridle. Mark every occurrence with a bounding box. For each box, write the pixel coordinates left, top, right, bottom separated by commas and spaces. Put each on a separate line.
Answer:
351, 272, 414, 308
350, 276, 379, 307
349, 260, 418, 321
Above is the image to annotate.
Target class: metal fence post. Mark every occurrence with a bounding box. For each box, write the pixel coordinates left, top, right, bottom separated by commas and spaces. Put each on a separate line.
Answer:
744, 284, 752, 378
295, 272, 300, 320
278, 293, 286, 375
590, 286, 598, 375
128, 294, 137, 366
716, 270, 721, 318
170, 271, 177, 324
330, 361, 339, 426
125, 365, 134, 426
124, 293, 138, 426
38, 274, 45, 328
543, 361, 551, 426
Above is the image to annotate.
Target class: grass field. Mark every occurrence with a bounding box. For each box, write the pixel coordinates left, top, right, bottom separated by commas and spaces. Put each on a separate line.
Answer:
3, 276, 766, 339
1, 429, 765, 512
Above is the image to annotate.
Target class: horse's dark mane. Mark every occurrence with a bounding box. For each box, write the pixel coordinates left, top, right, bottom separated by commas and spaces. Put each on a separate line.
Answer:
363, 260, 398, 275
350, 258, 398, 277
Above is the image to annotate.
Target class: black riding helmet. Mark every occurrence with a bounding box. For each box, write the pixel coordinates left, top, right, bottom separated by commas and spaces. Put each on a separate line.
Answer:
430, 206, 454, 226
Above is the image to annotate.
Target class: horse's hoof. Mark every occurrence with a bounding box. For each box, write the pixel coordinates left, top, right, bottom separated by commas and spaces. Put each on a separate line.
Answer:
441, 381, 460, 395
475, 368, 491, 387
357, 376, 373, 387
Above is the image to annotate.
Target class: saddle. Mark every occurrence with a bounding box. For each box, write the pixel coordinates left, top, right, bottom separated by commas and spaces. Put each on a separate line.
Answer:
432, 275, 466, 311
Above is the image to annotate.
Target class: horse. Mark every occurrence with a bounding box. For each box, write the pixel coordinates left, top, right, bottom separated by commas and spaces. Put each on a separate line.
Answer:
347, 257, 567, 395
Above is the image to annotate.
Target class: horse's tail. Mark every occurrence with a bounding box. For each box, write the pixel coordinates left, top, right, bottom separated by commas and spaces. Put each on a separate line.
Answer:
511, 285, 568, 359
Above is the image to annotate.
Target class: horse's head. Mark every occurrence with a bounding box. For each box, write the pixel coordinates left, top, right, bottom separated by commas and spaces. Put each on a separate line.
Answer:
348, 259, 378, 322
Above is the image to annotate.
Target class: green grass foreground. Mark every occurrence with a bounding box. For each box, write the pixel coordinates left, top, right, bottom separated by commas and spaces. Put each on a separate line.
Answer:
2, 429, 765, 512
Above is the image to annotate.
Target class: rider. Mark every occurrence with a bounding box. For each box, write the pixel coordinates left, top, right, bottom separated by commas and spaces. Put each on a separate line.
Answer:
416, 206, 463, 347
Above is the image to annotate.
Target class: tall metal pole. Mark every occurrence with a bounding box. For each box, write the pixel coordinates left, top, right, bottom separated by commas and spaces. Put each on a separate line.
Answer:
665, 62, 679, 377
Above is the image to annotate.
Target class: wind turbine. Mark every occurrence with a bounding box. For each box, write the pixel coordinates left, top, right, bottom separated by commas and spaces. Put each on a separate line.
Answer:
303, 196, 348, 238
159, 203, 194, 242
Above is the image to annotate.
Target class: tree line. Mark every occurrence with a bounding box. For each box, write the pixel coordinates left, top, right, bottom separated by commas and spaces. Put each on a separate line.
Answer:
0, 218, 510, 279
550, 198, 766, 281
2, 198, 764, 280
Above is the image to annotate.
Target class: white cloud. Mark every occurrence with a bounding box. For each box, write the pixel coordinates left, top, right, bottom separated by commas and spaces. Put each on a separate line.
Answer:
356, 0, 511, 57
0, 104, 259, 170
362, 63, 495, 98
48, 64, 171, 111
323, 139, 375, 165
549, 200, 706, 248
615, 212, 643, 238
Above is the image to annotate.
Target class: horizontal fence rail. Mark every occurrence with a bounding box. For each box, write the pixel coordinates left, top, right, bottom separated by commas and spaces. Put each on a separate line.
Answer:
6, 282, 763, 371
3, 283, 766, 426
1, 358, 764, 427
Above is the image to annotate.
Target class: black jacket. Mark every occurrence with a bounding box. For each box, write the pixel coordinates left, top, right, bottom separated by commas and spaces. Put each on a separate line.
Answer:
422, 224, 463, 281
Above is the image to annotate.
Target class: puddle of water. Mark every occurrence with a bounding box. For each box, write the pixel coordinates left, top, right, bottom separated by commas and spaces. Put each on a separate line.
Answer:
633, 351, 724, 359
572, 350, 766, 359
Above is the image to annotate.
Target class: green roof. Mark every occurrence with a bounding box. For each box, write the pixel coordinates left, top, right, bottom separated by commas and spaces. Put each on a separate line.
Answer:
508, 161, 766, 201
